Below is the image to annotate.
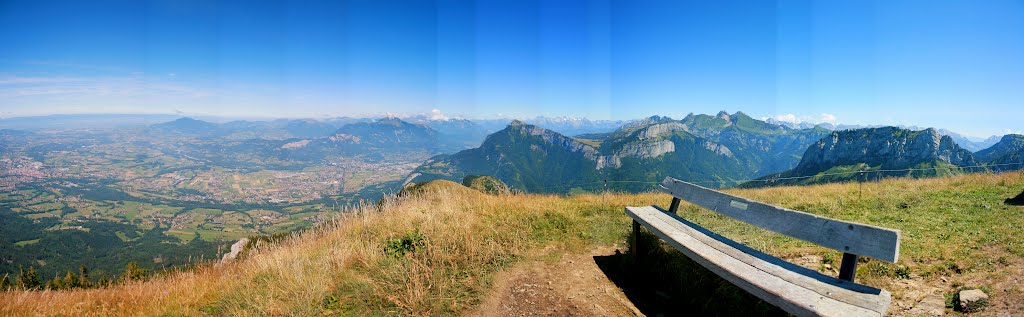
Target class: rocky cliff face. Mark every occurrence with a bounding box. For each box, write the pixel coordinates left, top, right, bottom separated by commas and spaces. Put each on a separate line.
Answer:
507, 120, 601, 161
637, 122, 689, 140
793, 127, 977, 175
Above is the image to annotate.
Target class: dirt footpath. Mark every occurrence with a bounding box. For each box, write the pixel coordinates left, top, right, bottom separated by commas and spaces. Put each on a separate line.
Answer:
469, 246, 641, 317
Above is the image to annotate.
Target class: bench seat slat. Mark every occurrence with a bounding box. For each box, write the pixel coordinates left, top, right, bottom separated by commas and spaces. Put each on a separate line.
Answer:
626, 206, 891, 317
659, 177, 901, 262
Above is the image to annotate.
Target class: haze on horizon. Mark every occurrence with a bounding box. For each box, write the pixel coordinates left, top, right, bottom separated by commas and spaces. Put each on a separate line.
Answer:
2, 0, 1023, 137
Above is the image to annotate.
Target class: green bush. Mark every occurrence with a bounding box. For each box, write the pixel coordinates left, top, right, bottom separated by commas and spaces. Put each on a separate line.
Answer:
895, 265, 911, 279
384, 230, 426, 257
122, 262, 146, 281
461, 175, 510, 195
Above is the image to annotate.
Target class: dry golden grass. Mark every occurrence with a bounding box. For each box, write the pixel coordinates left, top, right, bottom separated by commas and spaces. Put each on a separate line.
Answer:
0, 264, 234, 316
2, 171, 1023, 316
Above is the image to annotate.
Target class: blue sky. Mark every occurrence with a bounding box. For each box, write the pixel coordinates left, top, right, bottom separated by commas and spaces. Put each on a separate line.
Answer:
1, 0, 1022, 137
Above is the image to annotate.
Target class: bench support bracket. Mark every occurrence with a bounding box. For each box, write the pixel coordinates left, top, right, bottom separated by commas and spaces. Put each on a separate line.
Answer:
838, 252, 859, 282
668, 197, 681, 214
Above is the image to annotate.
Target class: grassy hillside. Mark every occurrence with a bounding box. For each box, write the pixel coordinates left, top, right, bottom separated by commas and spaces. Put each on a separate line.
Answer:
3, 172, 1024, 316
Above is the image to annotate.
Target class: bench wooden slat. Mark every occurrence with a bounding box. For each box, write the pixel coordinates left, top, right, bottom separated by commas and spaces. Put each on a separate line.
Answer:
627, 206, 891, 317
659, 177, 901, 262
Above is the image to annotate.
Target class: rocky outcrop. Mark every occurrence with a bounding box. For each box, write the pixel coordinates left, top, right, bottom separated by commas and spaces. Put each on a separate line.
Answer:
595, 121, 692, 169
793, 127, 977, 175
715, 111, 732, 123
618, 139, 675, 159
221, 238, 250, 263
703, 140, 734, 157
637, 122, 688, 140
599, 139, 675, 169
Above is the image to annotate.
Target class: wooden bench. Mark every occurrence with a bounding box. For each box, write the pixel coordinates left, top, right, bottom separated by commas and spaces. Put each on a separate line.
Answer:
626, 177, 901, 317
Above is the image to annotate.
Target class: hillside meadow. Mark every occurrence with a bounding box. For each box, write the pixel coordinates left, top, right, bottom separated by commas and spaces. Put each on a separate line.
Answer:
2, 171, 1023, 316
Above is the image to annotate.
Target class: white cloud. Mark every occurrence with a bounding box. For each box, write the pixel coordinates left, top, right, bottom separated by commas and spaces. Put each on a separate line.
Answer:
770, 114, 800, 123
429, 108, 448, 121
766, 113, 839, 125
0, 75, 214, 99
0, 76, 88, 85
806, 113, 838, 124
1006, 129, 1023, 135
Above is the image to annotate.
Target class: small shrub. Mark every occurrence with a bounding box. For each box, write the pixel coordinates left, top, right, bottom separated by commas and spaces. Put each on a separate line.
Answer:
384, 229, 426, 257
865, 261, 892, 278
895, 265, 911, 279
321, 293, 354, 316
821, 253, 835, 265
946, 260, 964, 274
996, 256, 1009, 266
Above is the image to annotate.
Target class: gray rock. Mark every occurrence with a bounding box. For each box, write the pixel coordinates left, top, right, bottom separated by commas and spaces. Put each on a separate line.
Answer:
958, 289, 988, 313
909, 293, 946, 316
703, 140, 734, 157
615, 139, 675, 159
637, 122, 688, 140
221, 238, 250, 263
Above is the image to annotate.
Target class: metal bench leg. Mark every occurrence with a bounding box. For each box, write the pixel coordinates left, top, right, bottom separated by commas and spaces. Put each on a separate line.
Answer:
838, 252, 859, 282
632, 219, 641, 261
669, 197, 681, 214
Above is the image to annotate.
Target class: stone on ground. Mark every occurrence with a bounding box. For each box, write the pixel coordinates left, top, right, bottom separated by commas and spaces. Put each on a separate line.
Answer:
958, 289, 988, 313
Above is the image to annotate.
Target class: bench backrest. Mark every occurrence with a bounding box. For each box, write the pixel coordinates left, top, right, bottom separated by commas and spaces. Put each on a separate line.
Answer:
659, 177, 901, 263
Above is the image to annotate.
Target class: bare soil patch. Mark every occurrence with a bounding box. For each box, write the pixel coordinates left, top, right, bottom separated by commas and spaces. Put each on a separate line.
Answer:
469, 245, 640, 317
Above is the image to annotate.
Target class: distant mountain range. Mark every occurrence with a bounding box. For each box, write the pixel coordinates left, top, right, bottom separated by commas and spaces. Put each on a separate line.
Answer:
145, 117, 461, 167
4, 113, 1006, 152
4, 113, 1021, 192
409, 112, 834, 191
408, 113, 1024, 192
279, 117, 448, 160
939, 129, 1002, 152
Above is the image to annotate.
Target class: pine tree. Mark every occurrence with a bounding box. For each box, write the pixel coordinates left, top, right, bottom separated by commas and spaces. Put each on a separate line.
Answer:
97, 274, 110, 287
122, 262, 145, 282
78, 265, 90, 288
62, 271, 78, 289
16, 265, 41, 290
47, 276, 62, 290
